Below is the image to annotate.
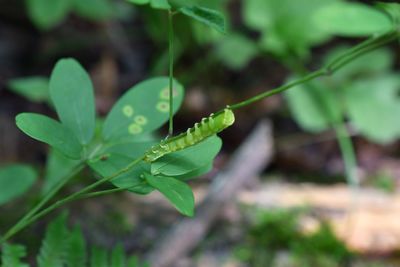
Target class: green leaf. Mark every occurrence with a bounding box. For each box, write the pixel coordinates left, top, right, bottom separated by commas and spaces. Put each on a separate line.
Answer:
65, 227, 86, 267
214, 34, 258, 70
37, 213, 69, 267
144, 173, 194, 216
110, 245, 125, 267
90, 247, 108, 267
180, 6, 226, 34
88, 154, 154, 195
285, 80, 341, 133
49, 58, 96, 145
150, 0, 170, 9
244, 0, 335, 57
377, 2, 400, 25
167, 0, 196, 9
8, 77, 49, 103
72, 0, 114, 20
1, 244, 29, 267
42, 149, 81, 195
175, 162, 212, 181
345, 75, 400, 143
26, 0, 71, 30
127, 256, 139, 267
16, 113, 82, 159
104, 141, 156, 159
313, 2, 393, 37
151, 135, 221, 176
126, 0, 150, 4
102, 77, 184, 141
0, 164, 37, 206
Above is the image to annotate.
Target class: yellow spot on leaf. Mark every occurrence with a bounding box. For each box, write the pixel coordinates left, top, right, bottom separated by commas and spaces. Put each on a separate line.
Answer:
156, 101, 170, 113
122, 105, 134, 117
160, 86, 178, 100
134, 115, 148, 125
128, 123, 142, 134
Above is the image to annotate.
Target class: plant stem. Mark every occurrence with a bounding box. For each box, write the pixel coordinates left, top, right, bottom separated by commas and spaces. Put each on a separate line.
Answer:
77, 184, 145, 199
168, 9, 175, 136
0, 162, 85, 244
0, 157, 143, 244
334, 123, 358, 188
220, 30, 399, 114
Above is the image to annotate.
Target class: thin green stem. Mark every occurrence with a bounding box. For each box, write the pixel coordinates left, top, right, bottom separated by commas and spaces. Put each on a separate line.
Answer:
77, 184, 145, 199
0, 162, 85, 244
286, 58, 358, 189
217, 30, 399, 114
168, 9, 175, 136
0, 157, 143, 244
334, 123, 358, 189
229, 69, 328, 111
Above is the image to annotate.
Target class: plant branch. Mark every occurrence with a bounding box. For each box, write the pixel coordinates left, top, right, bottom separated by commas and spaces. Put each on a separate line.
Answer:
168, 9, 175, 136
0, 157, 143, 244
219, 30, 399, 114
0, 162, 85, 244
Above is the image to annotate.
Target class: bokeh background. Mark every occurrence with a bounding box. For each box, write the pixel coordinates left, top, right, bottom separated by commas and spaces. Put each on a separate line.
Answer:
1, 0, 400, 266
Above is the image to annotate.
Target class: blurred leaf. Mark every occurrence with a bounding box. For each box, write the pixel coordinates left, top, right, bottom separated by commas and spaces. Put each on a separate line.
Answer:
90, 247, 108, 267
313, 2, 393, 37
214, 34, 258, 70
1, 244, 29, 267
181, 6, 225, 33
8, 77, 49, 103
377, 2, 400, 25
151, 136, 221, 176
110, 245, 125, 267
325, 48, 393, 81
26, 0, 71, 30
72, 0, 114, 20
127, 256, 139, 267
37, 213, 69, 267
244, 0, 335, 57
88, 154, 154, 195
242, 0, 272, 30
168, 0, 196, 9
144, 173, 194, 216
50, 58, 96, 145
345, 75, 400, 143
0, 164, 36, 206
126, 0, 149, 4
65, 227, 86, 267
16, 113, 82, 159
150, 0, 170, 9
102, 77, 184, 141
285, 80, 341, 133
42, 149, 81, 195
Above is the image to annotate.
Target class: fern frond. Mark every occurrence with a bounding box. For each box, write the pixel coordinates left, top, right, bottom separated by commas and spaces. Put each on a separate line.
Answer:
65, 226, 86, 267
90, 246, 108, 267
1, 243, 29, 267
37, 213, 69, 267
111, 244, 125, 267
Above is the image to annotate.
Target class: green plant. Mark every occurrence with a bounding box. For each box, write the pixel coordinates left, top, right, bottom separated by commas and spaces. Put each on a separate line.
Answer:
1, 213, 148, 267
1, 1, 400, 264
236, 209, 351, 267
26, 0, 116, 30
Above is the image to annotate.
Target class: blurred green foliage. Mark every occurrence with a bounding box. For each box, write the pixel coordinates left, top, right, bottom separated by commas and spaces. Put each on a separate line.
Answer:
235, 209, 351, 267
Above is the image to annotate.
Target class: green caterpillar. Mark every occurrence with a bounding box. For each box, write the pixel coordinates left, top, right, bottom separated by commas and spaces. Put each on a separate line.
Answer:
143, 108, 235, 162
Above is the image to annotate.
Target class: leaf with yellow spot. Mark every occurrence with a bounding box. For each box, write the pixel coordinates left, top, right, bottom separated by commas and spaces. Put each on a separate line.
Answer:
102, 77, 184, 141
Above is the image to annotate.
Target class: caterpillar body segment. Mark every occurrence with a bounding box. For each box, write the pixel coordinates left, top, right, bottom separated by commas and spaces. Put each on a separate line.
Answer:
143, 108, 235, 162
